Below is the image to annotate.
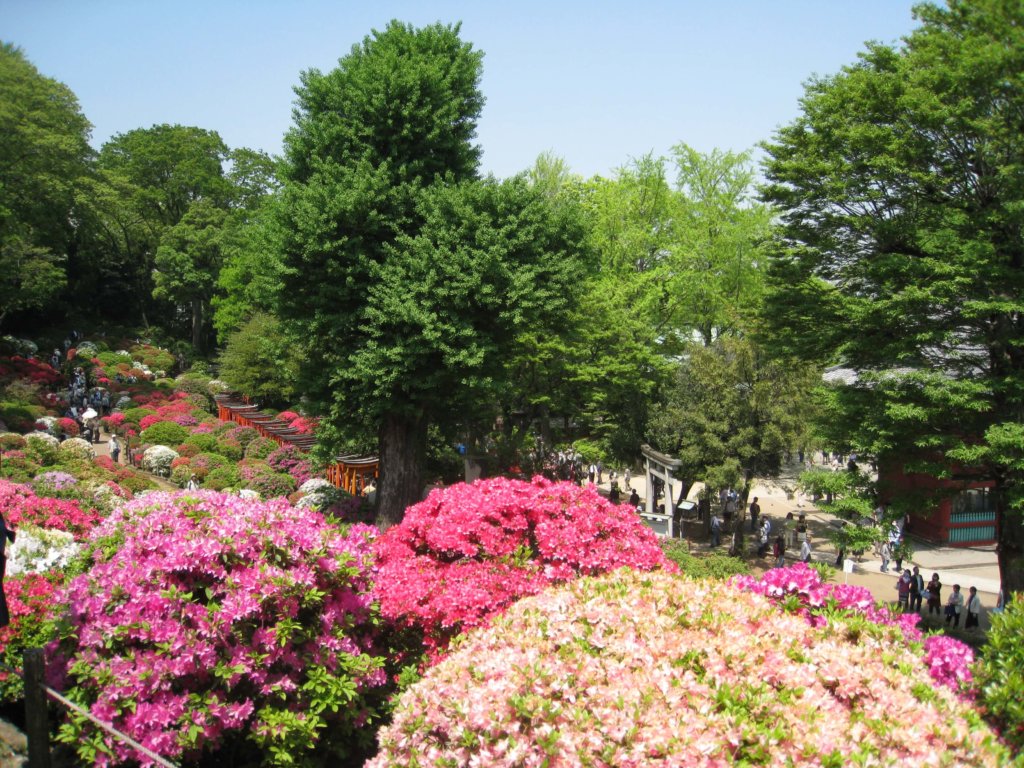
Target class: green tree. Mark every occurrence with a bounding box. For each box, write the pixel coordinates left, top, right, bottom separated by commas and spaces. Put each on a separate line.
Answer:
216, 312, 302, 408
278, 22, 588, 527
646, 336, 817, 496
152, 199, 227, 351
0, 43, 91, 328
760, 0, 1024, 596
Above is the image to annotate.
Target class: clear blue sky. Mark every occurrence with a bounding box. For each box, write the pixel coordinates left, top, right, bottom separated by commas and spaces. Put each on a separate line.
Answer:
2, 0, 922, 179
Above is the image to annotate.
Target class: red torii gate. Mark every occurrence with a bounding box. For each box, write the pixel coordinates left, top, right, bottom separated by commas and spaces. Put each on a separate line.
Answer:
213, 394, 378, 494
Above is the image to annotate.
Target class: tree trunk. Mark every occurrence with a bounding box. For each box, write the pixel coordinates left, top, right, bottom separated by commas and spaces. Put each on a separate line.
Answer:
375, 412, 427, 531
191, 299, 204, 352
996, 482, 1024, 599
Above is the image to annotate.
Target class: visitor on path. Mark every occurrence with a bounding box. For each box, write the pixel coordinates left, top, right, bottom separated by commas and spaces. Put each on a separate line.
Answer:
896, 570, 912, 612
772, 535, 786, 568
109, 434, 120, 464
945, 584, 964, 627
710, 512, 722, 548
758, 518, 771, 558
628, 489, 640, 510
964, 587, 982, 629
749, 496, 760, 532
880, 540, 892, 573
587, 463, 596, 484
910, 566, 925, 612
186, 474, 200, 491
623, 467, 631, 489
0, 511, 16, 628
893, 535, 906, 571
926, 573, 942, 615
608, 483, 620, 504
800, 536, 812, 563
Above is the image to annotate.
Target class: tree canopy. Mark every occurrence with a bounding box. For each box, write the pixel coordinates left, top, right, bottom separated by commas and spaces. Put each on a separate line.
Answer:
760, 0, 1024, 595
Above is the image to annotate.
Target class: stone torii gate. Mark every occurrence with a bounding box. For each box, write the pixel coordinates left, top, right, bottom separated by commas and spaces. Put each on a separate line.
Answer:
640, 444, 691, 538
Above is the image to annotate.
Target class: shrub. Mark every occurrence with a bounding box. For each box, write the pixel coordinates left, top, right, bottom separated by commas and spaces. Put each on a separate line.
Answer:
141, 445, 178, 477
58, 438, 95, 461
183, 432, 219, 453
369, 569, 1010, 767
225, 426, 259, 450
0, 451, 39, 483
122, 407, 156, 426
7, 525, 81, 574
266, 445, 313, 485
975, 592, 1024, 751
0, 479, 100, 539
53, 492, 386, 766
140, 421, 189, 447
214, 436, 243, 461
0, 433, 26, 450
0, 573, 65, 701
731, 563, 975, 698
204, 465, 240, 491
23, 433, 59, 466
373, 476, 670, 659
0, 402, 44, 433
243, 436, 277, 460
660, 538, 750, 579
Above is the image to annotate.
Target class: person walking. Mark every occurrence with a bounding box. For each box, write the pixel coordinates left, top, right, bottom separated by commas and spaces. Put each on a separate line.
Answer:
964, 587, 982, 629
800, 536, 812, 563
945, 584, 964, 627
710, 512, 722, 548
749, 496, 760, 532
109, 433, 120, 464
926, 573, 942, 616
880, 540, 892, 573
910, 566, 925, 612
758, 518, 771, 558
896, 570, 912, 612
772, 535, 786, 568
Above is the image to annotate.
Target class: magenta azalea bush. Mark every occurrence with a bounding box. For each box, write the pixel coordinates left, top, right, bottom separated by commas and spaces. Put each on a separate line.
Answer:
731, 563, 975, 697
373, 476, 669, 659
370, 569, 1009, 767
52, 491, 387, 767
0, 478, 100, 539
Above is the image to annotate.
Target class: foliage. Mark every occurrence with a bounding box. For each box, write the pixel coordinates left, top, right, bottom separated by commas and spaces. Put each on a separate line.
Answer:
216, 312, 301, 408
0, 43, 90, 328
372, 476, 669, 659
370, 568, 1008, 767
759, 0, 1024, 594
659, 538, 750, 579
647, 336, 817, 492
140, 420, 189, 447
52, 491, 387, 766
975, 593, 1024, 751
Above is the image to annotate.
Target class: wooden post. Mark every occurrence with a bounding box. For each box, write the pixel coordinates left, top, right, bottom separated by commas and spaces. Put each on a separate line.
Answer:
23, 647, 51, 768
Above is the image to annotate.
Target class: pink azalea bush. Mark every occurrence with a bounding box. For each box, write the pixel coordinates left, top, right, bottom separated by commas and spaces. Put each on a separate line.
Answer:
731, 563, 975, 697
370, 569, 1010, 767
0, 478, 100, 539
52, 490, 387, 767
373, 476, 669, 659
0, 572, 65, 701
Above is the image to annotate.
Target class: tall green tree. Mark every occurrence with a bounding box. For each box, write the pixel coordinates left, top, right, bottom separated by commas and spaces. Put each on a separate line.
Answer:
278, 22, 586, 526
0, 43, 91, 328
647, 336, 817, 496
760, 0, 1024, 596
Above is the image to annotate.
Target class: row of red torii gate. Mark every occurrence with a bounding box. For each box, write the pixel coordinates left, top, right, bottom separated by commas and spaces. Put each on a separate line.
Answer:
214, 395, 378, 496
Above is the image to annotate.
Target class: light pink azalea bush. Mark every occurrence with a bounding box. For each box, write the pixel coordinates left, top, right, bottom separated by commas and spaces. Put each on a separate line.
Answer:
373, 476, 669, 659
732, 563, 976, 697
52, 490, 387, 767
370, 569, 1009, 767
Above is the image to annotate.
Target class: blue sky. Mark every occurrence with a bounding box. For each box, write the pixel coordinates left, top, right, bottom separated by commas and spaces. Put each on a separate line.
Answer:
2, 0, 921, 179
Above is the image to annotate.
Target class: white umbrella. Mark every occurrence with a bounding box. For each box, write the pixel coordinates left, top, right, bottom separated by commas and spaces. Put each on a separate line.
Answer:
81, 408, 98, 420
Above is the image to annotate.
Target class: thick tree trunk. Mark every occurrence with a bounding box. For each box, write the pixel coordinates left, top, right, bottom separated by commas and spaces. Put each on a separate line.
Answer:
375, 412, 427, 531
996, 483, 1024, 600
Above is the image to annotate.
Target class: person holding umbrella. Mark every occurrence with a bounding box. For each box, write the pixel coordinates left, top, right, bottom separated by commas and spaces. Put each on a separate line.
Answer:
81, 407, 100, 443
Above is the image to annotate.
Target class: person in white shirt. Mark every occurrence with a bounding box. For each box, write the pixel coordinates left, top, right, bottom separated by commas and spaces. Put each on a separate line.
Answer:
964, 586, 983, 629
800, 537, 812, 563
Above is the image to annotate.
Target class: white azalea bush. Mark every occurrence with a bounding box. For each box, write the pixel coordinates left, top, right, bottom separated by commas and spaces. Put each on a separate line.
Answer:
141, 445, 178, 477
58, 438, 95, 460
7, 526, 81, 576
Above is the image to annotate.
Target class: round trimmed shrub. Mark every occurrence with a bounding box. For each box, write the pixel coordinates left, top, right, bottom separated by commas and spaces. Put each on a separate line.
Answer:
204, 465, 241, 491
53, 491, 386, 765
370, 569, 1010, 767
57, 438, 94, 461
243, 436, 277, 460
141, 445, 178, 477
140, 421, 189, 447
214, 436, 243, 461
24, 433, 59, 466
183, 432, 219, 453
373, 476, 670, 658
0, 432, 27, 450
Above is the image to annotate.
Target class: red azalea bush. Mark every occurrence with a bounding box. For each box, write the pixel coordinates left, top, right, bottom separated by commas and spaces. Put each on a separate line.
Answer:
0, 356, 62, 388
57, 418, 79, 437
373, 476, 670, 659
0, 479, 101, 539
0, 572, 66, 701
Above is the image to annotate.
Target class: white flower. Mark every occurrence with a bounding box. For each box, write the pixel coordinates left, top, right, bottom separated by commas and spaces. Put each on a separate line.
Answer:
8, 525, 81, 576
59, 438, 95, 460
26, 432, 59, 449
141, 445, 179, 477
